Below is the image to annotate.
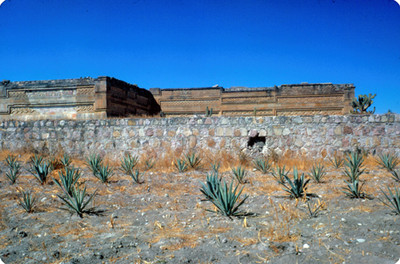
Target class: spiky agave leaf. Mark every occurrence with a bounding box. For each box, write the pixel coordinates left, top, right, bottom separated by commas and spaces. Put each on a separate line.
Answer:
282, 168, 309, 198
308, 163, 327, 183
253, 158, 271, 174
329, 154, 344, 169
379, 186, 400, 214
185, 152, 202, 169
29, 155, 52, 185
95, 164, 113, 183
174, 158, 188, 173
343, 151, 365, 183
200, 174, 248, 218
120, 153, 139, 174
271, 165, 290, 185
212, 180, 248, 217
376, 153, 399, 172
129, 169, 143, 184
5, 155, 21, 184
391, 170, 400, 182
54, 167, 81, 197
342, 180, 365, 198
19, 190, 37, 213
231, 166, 246, 184
200, 172, 222, 201
57, 185, 97, 218
86, 154, 103, 177
60, 153, 71, 168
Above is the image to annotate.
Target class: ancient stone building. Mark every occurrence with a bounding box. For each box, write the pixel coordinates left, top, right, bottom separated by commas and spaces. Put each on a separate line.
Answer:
150, 83, 355, 116
0, 77, 161, 120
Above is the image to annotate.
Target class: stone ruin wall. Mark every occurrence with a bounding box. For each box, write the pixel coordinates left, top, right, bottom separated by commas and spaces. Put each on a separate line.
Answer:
0, 77, 161, 120
150, 83, 355, 117
0, 114, 398, 160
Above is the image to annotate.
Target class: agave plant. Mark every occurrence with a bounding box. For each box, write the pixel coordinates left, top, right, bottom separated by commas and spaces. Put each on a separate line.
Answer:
120, 153, 139, 175
60, 153, 72, 168
144, 158, 155, 171
86, 154, 103, 177
271, 165, 290, 185
174, 158, 188, 173
5, 155, 21, 184
343, 151, 365, 183
380, 186, 400, 214
390, 170, 400, 182
200, 174, 248, 218
342, 180, 366, 199
95, 164, 113, 183
253, 158, 272, 174
185, 152, 202, 169
306, 199, 325, 218
308, 163, 327, 183
376, 153, 399, 172
57, 185, 97, 218
231, 166, 247, 184
329, 154, 344, 169
281, 168, 309, 198
211, 162, 220, 173
200, 172, 222, 201
129, 169, 143, 184
19, 190, 37, 213
29, 154, 52, 185
54, 167, 81, 197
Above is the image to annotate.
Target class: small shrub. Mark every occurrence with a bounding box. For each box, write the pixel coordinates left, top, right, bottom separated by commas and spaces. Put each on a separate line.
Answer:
174, 158, 188, 173
231, 166, 247, 184
329, 154, 344, 169
19, 190, 37, 213
271, 165, 290, 185
280, 168, 309, 198
200, 174, 248, 218
342, 180, 366, 198
185, 152, 202, 169
380, 186, 400, 214
376, 153, 399, 172
253, 158, 271, 174
54, 167, 81, 197
120, 153, 139, 175
29, 154, 52, 185
95, 164, 113, 183
308, 163, 327, 183
5, 155, 20, 184
343, 151, 365, 183
86, 154, 103, 177
57, 185, 97, 218
60, 153, 72, 168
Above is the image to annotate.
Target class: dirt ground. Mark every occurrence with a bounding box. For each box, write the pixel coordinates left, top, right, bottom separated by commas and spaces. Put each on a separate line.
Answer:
0, 152, 399, 264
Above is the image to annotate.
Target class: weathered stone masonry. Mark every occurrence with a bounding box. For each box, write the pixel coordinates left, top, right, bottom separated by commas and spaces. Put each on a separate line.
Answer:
0, 114, 398, 159
0, 77, 161, 120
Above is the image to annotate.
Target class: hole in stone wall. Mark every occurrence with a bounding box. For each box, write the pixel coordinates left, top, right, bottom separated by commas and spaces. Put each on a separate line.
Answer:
247, 134, 266, 149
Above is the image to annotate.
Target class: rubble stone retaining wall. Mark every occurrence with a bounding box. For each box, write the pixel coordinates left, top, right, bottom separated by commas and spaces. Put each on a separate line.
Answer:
0, 114, 398, 159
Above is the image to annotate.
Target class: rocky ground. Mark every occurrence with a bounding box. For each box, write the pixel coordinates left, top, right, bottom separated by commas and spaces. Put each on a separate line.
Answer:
0, 153, 400, 264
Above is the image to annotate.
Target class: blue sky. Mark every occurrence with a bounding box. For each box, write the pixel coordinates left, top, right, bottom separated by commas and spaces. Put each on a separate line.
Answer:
0, 0, 399, 113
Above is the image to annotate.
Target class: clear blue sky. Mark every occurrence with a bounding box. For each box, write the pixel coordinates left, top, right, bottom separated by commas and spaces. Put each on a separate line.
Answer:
0, 0, 399, 113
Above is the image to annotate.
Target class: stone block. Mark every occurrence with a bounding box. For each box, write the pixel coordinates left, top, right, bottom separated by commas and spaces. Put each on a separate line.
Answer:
334, 126, 342, 136
113, 130, 121, 138
216, 127, 224, 137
